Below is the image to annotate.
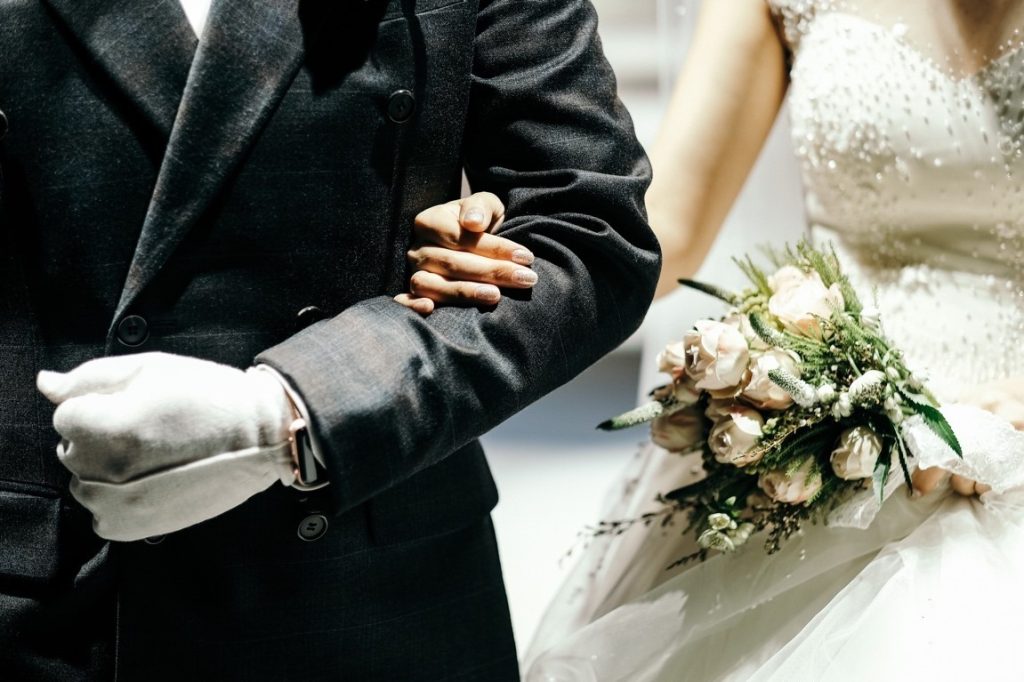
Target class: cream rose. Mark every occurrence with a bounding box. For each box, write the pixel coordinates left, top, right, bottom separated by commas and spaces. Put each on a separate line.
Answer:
830, 426, 883, 480
704, 398, 734, 421
767, 265, 808, 293
652, 377, 701, 407
709, 405, 764, 466
758, 457, 823, 505
723, 311, 767, 351
767, 266, 845, 338
683, 320, 751, 391
651, 407, 705, 453
657, 341, 688, 380
742, 349, 802, 410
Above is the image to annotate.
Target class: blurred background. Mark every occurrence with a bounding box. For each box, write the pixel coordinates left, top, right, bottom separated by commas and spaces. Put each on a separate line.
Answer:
480, 0, 807, 657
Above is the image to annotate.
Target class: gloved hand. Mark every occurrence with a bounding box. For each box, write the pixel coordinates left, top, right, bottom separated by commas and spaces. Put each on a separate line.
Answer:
37, 352, 298, 541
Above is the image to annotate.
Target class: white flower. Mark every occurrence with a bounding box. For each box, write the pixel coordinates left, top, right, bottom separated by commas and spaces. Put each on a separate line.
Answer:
767, 265, 808, 293
732, 522, 756, 546
848, 370, 887, 406
657, 341, 689, 380
767, 266, 845, 338
758, 458, 823, 505
833, 391, 853, 418
860, 305, 881, 328
707, 513, 735, 531
683, 320, 751, 391
651, 377, 702, 408
830, 426, 883, 480
698, 529, 735, 552
651, 407, 705, 453
742, 349, 802, 410
709, 406, 765, 466
816, 384, 837, 403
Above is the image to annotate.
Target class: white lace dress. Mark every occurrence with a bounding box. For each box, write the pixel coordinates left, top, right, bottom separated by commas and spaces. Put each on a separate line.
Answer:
525, 2, 1024, 679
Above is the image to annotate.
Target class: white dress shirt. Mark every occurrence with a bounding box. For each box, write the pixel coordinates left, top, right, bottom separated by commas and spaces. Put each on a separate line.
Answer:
179, 0, 212, 37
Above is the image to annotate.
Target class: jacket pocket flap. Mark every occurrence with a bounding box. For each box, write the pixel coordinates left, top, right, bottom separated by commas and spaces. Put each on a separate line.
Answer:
368, 442, 498, 546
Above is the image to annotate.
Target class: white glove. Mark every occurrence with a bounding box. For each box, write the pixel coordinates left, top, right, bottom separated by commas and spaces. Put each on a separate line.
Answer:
37, 352, 297, 541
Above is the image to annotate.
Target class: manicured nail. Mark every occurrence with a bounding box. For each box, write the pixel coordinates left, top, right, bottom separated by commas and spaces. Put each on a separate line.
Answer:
475, 285, 500, 303
464, 210, 485, 226
513, 269, 538, 286
511, 249, 535, 265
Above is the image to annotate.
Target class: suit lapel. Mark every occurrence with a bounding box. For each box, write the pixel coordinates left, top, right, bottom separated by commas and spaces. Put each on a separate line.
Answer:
112, 0, 306, 328
42, 0, 197, 137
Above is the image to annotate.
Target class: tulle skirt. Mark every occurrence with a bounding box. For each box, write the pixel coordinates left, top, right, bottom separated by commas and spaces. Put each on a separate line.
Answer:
525, 406, 1024, 681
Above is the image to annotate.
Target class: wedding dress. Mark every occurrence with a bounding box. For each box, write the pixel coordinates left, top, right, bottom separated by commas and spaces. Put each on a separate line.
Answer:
526, 1, 1024, 679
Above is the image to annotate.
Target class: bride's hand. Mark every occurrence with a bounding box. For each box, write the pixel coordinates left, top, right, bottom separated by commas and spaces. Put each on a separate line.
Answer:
911, 468, 991, 497
393, 192, 536, 315
912, 377, 1024, 497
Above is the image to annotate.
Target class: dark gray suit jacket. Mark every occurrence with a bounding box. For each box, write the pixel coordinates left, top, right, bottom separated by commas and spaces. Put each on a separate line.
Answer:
0, 0, 659, 679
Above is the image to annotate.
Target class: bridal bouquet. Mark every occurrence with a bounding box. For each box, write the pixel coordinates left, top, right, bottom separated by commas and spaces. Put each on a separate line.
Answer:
599, 242, 962, 563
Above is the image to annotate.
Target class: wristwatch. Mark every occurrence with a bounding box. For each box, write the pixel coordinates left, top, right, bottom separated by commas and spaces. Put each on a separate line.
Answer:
253, 364, 330, 491
284, 403, 329, 492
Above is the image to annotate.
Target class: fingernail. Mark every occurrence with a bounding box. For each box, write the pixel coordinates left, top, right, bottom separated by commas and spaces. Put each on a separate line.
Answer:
511, 249, 535, 265
513, 269, 538, 286
464, 210, 485, 226
475, 285, 501, 303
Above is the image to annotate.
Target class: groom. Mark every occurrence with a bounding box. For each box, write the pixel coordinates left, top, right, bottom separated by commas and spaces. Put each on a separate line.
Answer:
0, 0, 658, 679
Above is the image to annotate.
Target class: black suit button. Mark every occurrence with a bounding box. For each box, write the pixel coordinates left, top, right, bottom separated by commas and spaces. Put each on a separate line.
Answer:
116, 315, 149, 347
0, 108, 8, 141
296, 305, 326, 330
297, 514, 328, 542
387, 89, 416, 123
143, 535, 166, 545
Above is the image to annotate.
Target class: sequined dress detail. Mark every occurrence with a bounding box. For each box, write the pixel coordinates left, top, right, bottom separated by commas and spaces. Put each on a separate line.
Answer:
777, 0, 1024, 400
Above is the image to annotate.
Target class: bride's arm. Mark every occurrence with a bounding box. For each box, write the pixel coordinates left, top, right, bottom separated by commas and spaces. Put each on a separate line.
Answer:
398, 0, 790, 310
649, 0, 789, 297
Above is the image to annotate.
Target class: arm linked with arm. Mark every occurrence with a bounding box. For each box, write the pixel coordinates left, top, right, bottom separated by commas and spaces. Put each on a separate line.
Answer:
256, 0, 661, 516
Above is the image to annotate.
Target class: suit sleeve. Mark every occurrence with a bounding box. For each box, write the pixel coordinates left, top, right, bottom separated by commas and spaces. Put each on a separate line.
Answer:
256, 0, 661, 515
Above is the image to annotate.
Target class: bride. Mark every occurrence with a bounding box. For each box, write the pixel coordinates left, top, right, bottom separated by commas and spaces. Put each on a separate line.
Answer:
397, 0, 1024, 678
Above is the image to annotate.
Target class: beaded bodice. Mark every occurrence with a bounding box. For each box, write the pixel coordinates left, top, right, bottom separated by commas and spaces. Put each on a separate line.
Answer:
769, 0, 1024, 400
